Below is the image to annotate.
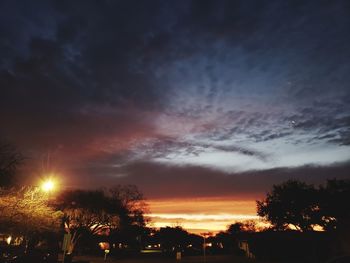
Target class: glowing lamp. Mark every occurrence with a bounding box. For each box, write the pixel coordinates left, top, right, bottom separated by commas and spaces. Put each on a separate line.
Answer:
41, 179, 55, 192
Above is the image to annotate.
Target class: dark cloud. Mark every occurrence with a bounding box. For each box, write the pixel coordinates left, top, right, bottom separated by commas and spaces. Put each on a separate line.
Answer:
126, 138, 269, 161
62, 161, 350, 200
0, 0, 350, 195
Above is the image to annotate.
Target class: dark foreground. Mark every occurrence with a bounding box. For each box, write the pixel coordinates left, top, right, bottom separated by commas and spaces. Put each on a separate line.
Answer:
61, 255, 251, 263
59, 254, 301, 263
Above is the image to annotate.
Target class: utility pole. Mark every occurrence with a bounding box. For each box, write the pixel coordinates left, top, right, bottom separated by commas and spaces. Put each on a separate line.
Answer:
200, 232, 212, 263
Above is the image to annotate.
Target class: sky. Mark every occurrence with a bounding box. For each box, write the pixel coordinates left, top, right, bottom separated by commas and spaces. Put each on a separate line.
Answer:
1, 0, 350, 233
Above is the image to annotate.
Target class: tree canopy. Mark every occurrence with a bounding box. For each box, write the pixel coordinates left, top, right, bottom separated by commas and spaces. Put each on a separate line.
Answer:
56, 185, 147, 253
0, 187, 62, 236
227, 221, 257, 234
148, 226, 203, 254
257, 179, 350, 232
56, 189, 119, 253
319, 179, 350, 231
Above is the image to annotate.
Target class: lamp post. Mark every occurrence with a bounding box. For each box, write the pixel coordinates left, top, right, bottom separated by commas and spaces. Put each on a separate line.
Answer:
200, 232, 211, 263
203, 235, 206, 263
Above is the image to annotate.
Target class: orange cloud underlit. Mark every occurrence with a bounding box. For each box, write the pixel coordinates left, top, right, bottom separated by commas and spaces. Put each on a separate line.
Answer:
146, 197, 261, 234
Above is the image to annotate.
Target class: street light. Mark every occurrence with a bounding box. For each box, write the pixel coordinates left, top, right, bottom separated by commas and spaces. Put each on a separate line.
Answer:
41, 179, 55, 193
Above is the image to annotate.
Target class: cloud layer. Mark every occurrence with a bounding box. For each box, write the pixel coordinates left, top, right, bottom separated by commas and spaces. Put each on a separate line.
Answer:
0, 0, 349, 199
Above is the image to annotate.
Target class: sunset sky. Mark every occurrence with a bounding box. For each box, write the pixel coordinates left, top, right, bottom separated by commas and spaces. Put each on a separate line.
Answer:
1, 0, 350, 233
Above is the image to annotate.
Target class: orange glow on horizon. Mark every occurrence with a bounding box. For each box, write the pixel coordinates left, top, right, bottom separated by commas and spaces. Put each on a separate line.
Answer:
146, 197, 262, 234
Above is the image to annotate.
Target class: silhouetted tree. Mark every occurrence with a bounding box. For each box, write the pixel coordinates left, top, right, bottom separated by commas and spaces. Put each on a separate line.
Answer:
227, 222, 244, 235
57, 185, 147, 254
56, 189, 120, 254
0, 141, 23, 187
217, 221, 258, 254
319, 179, 350, 231
322, 179, 350, 255
108, 185, 148, 249
227, 221, 257, 235
153, 226, 190, 253
257, 180, 320, 231
109, 184, 147, 229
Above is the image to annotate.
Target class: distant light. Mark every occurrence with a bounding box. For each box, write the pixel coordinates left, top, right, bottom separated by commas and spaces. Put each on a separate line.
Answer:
6, 236, 12, 245
41, 179, 55, 192
99, 242, 110, 250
